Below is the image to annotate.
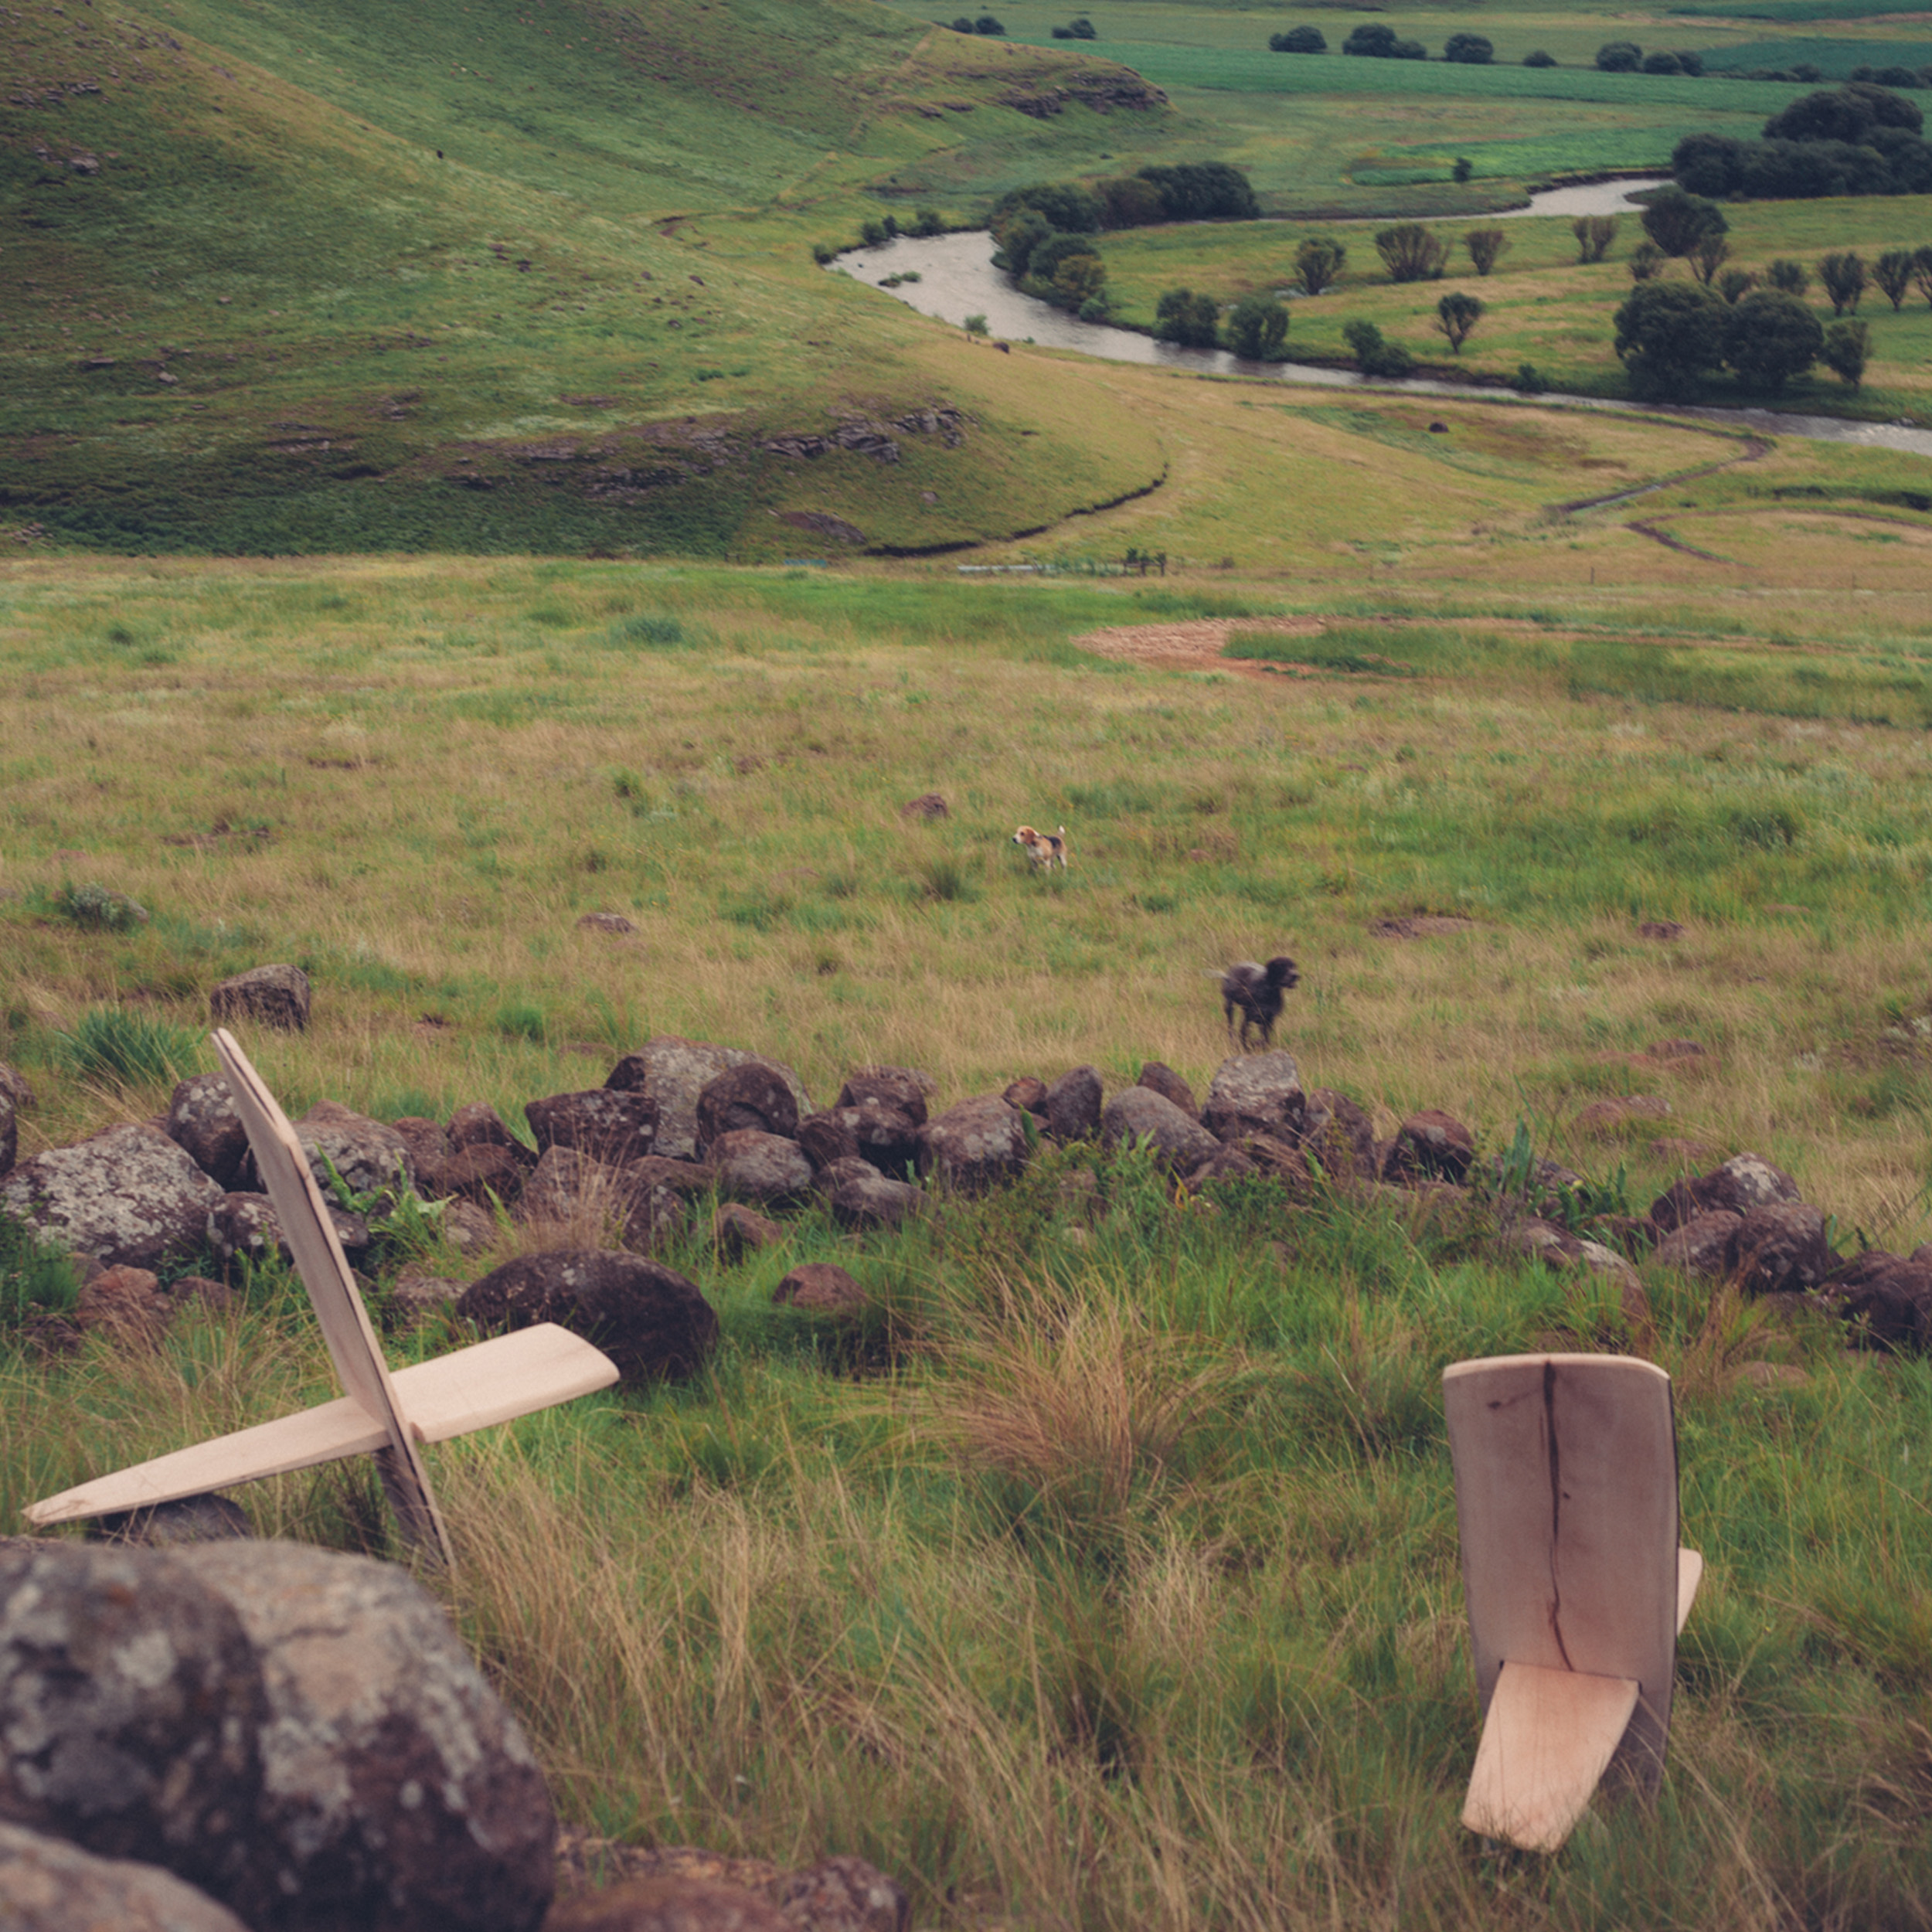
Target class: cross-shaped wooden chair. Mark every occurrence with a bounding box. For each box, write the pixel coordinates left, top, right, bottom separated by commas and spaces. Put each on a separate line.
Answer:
1444, 1352, 1703, 1853
26, 1029, 619, 1566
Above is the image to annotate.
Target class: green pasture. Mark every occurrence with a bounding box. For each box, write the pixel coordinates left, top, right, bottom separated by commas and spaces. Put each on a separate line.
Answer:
1695, 35, 1932, 76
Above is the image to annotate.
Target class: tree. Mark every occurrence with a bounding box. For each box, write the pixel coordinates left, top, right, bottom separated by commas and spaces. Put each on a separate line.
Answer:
1226, 292, 1289, 359
1596, 40, 1642, 72
1573, 215, 1618, 264
1629, 241, 1665, 281
1375, 223, 1447, 283
1391, 39, 1427, 58
1614, 279, 1727, 396
1343, 318, 1414, 378
1444, 32, 1493, 63
973, 14, 1005, 33
963, 313, 989, 335
991, 206, 1053, 281
1765, 83, 1921, 144
1052, 253, 1107, 311
1295, 236, 1346, 295
1094, 175, 1167, 230
1686, 231, 1731, 287
992, 182, 1100, 234
1818, 251, 1866, 314
1435, 290, 1484, 352
1452, 157, 1473, 183
1155, 287, 1219, 348
1269, 25, 1325, 52
1873, 249, 1916, 311
1524, 49, 1557, 66
1643, 51, 1682, 73
1914, 246, 1932, 308
1465, 229, 1509, 276
1717, 267, 1757, 304
1724, 289, 1822, 389
1822, 318, 1870, 387
1641, 186, 1726, 259
1672, 132, 1743, 198
1342, 22, 1398, 56
913, 207, 944, 237
1137, 164, 1259, 221
1767, 257, 1810, 296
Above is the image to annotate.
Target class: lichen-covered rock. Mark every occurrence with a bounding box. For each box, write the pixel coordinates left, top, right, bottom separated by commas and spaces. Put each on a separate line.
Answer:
774, 1263, 865, 1315
209, 964, 311, 1032
0, 1542, 268, 1914
1100, 1087, 1221, 1174
696, 1064, 798, 1149
526, 1090, 657, 1168
294, 1100, 416, 1200
1135, 1063, 1197, 1119
1651, 1151, 1801, 1232
547, 1876, 792, 1932
1734, 1201, 1832, 1297
2, 1125, 223, 1270
1653, 1209, 1743, 1278
605, 1039, 812, 1163
179, 1540, 556, 1932
388, 1117, 451, 1194
518, 1145, 621, 1226
709, 1129, 814, 1209
1202, 1053, 1307, 1145
1383, 1109, 1475, 1185
164, 1075, 250, 1190
795, 1111, 859, 1172
828, 1171, 927, 1231
1298, 1087, 1377, 1182
835, 1066, 930, 1124
1043, 1066, 1103, 1142
1823, 1252, 1932, 1351
0, 1821, 253, 1932
1002, 1076, 1049, 1117
457, 1249, 717, 1382
829, 1100, 923, 1179
917, 1094, 1030, 1195
209, 1191, 372, 1270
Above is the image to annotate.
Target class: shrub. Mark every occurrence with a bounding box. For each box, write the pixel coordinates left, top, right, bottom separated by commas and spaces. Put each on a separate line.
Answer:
1767, 257, 1810, 296
963, 313, 988, 335
859, 218, 888, 247
1342, 22, 1399, 57
1822, 318, 1871, 387
1137, 164, 1258, 222
1629, 241, 1665, 281
1094, 175, 1168, 229
811, 241, 837, 265
1818, 251, 1867, 315
1375, 223, 1447, 283
1343, 318, 1414, 378
1641, 186, 1726, 258
1614, 279, 1727, 396
1675, 51, 1705, 76
1049, 252, 1107, 311
1673, 132, 1743, 196
1269, 26, 1325, 52
61, 1007, 198, 1087
1687, 231, 1731, 287
1391, 38, 1427, 59
1050, 15, 1096, 36
1444, 33, 1493, 64
1643, 51, 1682, 75
1915, 246, 1932, 306
1717, 267, 1757, 304
1596, 41, 1642, 73
974, 13, 1005, 33
1155, 287, 1220, 348
1295, 236, 1346, 295
1226, 292, 1289, 359
1452, 157, 1473, 183
992, 182, 1101, 235
992, 206, 1053, 280
1524, 49, 1556, 66
1434, 290, 1485, 353
56, 882, 149, 931
1512, 362, 1549, 393
1465, 229, 1508, 276
1873, 249, 1917, 311
913, 208, 945, 237
1573, 214, 1619, 264
1725, 288, 1823, 389
1078, 296, 1110, 322
1766, 83, 1921, 145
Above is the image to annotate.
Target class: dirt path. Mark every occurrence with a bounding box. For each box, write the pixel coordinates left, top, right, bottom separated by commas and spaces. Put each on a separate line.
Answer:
1066, 616, 1324, 675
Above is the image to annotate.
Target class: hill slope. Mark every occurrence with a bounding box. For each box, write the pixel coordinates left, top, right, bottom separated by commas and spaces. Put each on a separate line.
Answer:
0, 0, 1173, 553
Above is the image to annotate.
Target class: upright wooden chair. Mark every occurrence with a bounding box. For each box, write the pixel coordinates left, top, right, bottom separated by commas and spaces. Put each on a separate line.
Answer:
26, 1029, 619, 1565
1444, 1352, 1702, 1853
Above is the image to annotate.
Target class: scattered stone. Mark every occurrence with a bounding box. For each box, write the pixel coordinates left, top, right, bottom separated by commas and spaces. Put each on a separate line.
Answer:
774, 1262, 865, 1315
389, 1115, 452, 1192
457, 1250, 718, 1382
1729, 1360, 1811, 1391
1043, 1066, 1103, 1141
2, 1125, 223, 1270
836, 1066, 932, 1119
829, 1099, 924, 1179
549, 1876, 792, 1932
795, 1111, 860, 1170
1228, 1132, 1316, 1193
1056, 1168, 1101, 1219
1383, 1110, 1475, 1185
829, 1171, 928, 1231
85, 1494, 254, 1548
900, 793, 948, 820
209, 963, 310, 1032
208, 1190, 370, 1269
696, 1063, 800, 1148
1186, 1141, 1257, 1190
918, 1094, 1031, 1193
1298, 1087, 1377, 1182
1653, 1209, 1743, 1278
0, 1820, 253, 1932
1100, 1087, 1221, 1174
519, 1145, 621, 1226
294, 1100, 416, 1199
1734, 1201, 1832, 1297
1202, 1052, 1306, 1145
440, 1141, 528, 1206
714, 1202, 785, 1260
550, 1840, 907, 1932
577, 912, 638, 934
73, 1264, 174, 1341
606, 1039, 812, 1164
1369, 915, 1475, 939
1573, 1094, 1671, 1136
526, 1089, 658, 1167
1002, 1075, 1049, 1117
1650, 1151, 1799, 1231
443, 1197, 498, 1253
1638, 920, 1685, 940
1136, 1063, 1196, 1118
709, 1129, 815, 1209
162, 1075, 250, 1189
449, 1101, 527, 1156
389, 1264, 466, 1329
1823, 1252, 1932, 1351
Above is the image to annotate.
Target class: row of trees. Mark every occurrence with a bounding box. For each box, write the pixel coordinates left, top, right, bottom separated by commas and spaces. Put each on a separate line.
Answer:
1265, 28, 1715, 71
1672, 83, 1932, 199
1615, 282, 1872, 393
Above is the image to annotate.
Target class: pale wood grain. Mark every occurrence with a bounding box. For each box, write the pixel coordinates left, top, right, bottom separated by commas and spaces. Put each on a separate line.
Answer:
1677, 1548, 1704, 1635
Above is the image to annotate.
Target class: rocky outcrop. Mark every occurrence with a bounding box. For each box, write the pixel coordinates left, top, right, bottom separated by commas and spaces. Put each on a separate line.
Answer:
606, 1039, 811, 1164
209, 964, 311, 1032
1, 1126, 223, 1270
1202, 1053, 1306, 1145
918, 1095, 1030, 1194
457, 1250, 718, 1382
1100, 1087, 1220, 1174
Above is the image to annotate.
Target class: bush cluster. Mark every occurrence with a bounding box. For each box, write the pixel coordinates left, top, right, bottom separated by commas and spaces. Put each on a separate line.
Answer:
946, 13, 1005, 32
1672, 83, 1932, 199
1595, 41, 1705, 75
1049, 14, 1096, 37
1614, 278, 1876, 396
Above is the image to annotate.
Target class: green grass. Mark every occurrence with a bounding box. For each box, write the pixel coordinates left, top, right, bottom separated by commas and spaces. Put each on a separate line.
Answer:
1694, 36, 1932, 74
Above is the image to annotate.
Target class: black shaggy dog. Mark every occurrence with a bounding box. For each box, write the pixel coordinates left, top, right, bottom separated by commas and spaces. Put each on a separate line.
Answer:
1219, 955, 1300, 1050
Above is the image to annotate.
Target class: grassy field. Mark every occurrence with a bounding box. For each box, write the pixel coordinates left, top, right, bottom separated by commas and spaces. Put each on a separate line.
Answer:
6, 512, 1932, 1923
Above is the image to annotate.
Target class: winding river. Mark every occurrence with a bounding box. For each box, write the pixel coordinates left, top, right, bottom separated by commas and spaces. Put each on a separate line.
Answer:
835, 182, 1932, 461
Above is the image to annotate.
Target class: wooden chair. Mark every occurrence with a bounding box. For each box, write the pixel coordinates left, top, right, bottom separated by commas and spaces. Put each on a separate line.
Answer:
1444, 1352, 1702, 1853
26, 1029, 620, 1566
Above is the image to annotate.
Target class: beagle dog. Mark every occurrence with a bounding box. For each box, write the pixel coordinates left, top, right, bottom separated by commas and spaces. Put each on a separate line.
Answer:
1012, 824, 1070, 871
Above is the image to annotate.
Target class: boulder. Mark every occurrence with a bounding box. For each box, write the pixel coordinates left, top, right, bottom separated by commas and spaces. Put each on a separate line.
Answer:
829, 1171, 928, 1232
437, 1141, 527, 1207
547, 1876, 792, 1932
1136, 1063, 1197, 1118
774, 1263, 866, 1315
209, 1191, 372, 1270
447, 1101, 528, 1157
443, 1198, 497, 1254
605, 1039, 811, 1163
180, 1539, 556, 1932
1298, 1087, 1377, 1182
0, 1820, 253, 1932
294, 1100, 415, 1200
1653, 1209, 1743, 1278
1043, 1066, 1103, 1141
0, 1541, 269, 1914
709, 1130, 814, 1209
1823, 1252, 1932, 1351
526, 1090, 657, 1168
917, 1094, 1030, 1194
87, 1493, 253, 1549
2, 1126, 223, 1270
1185, 1141, 1257, 1191
1002, 1076, 1049, 1117
73, 1264, 175, 1342
1201, 1053, 1307, 1145
389, 1265, 466, 1330
457, 1250, 718, 1382
617, 1156, 711, 1256
1734, 1201, 1832, 1297
696, 1064, 798, 1148
1227, 1132, 1315, 1192
713, 1202, 785, 1260
165, 1075, 251, 1190
519, 1145, 621, 1226
0, 1059, 35, 1112
835, 1066, 930, 1123
1100, 1087, 1221, 1174
830, 1100, 923, 1179
389, 1117, 451, 1193
1652, 1151, 1801, 1232
795, 1111, 859, 1171
209, 964, 310, 1032
1383, 1110, 1475, 1185
1507, 1218, 1649, 1328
